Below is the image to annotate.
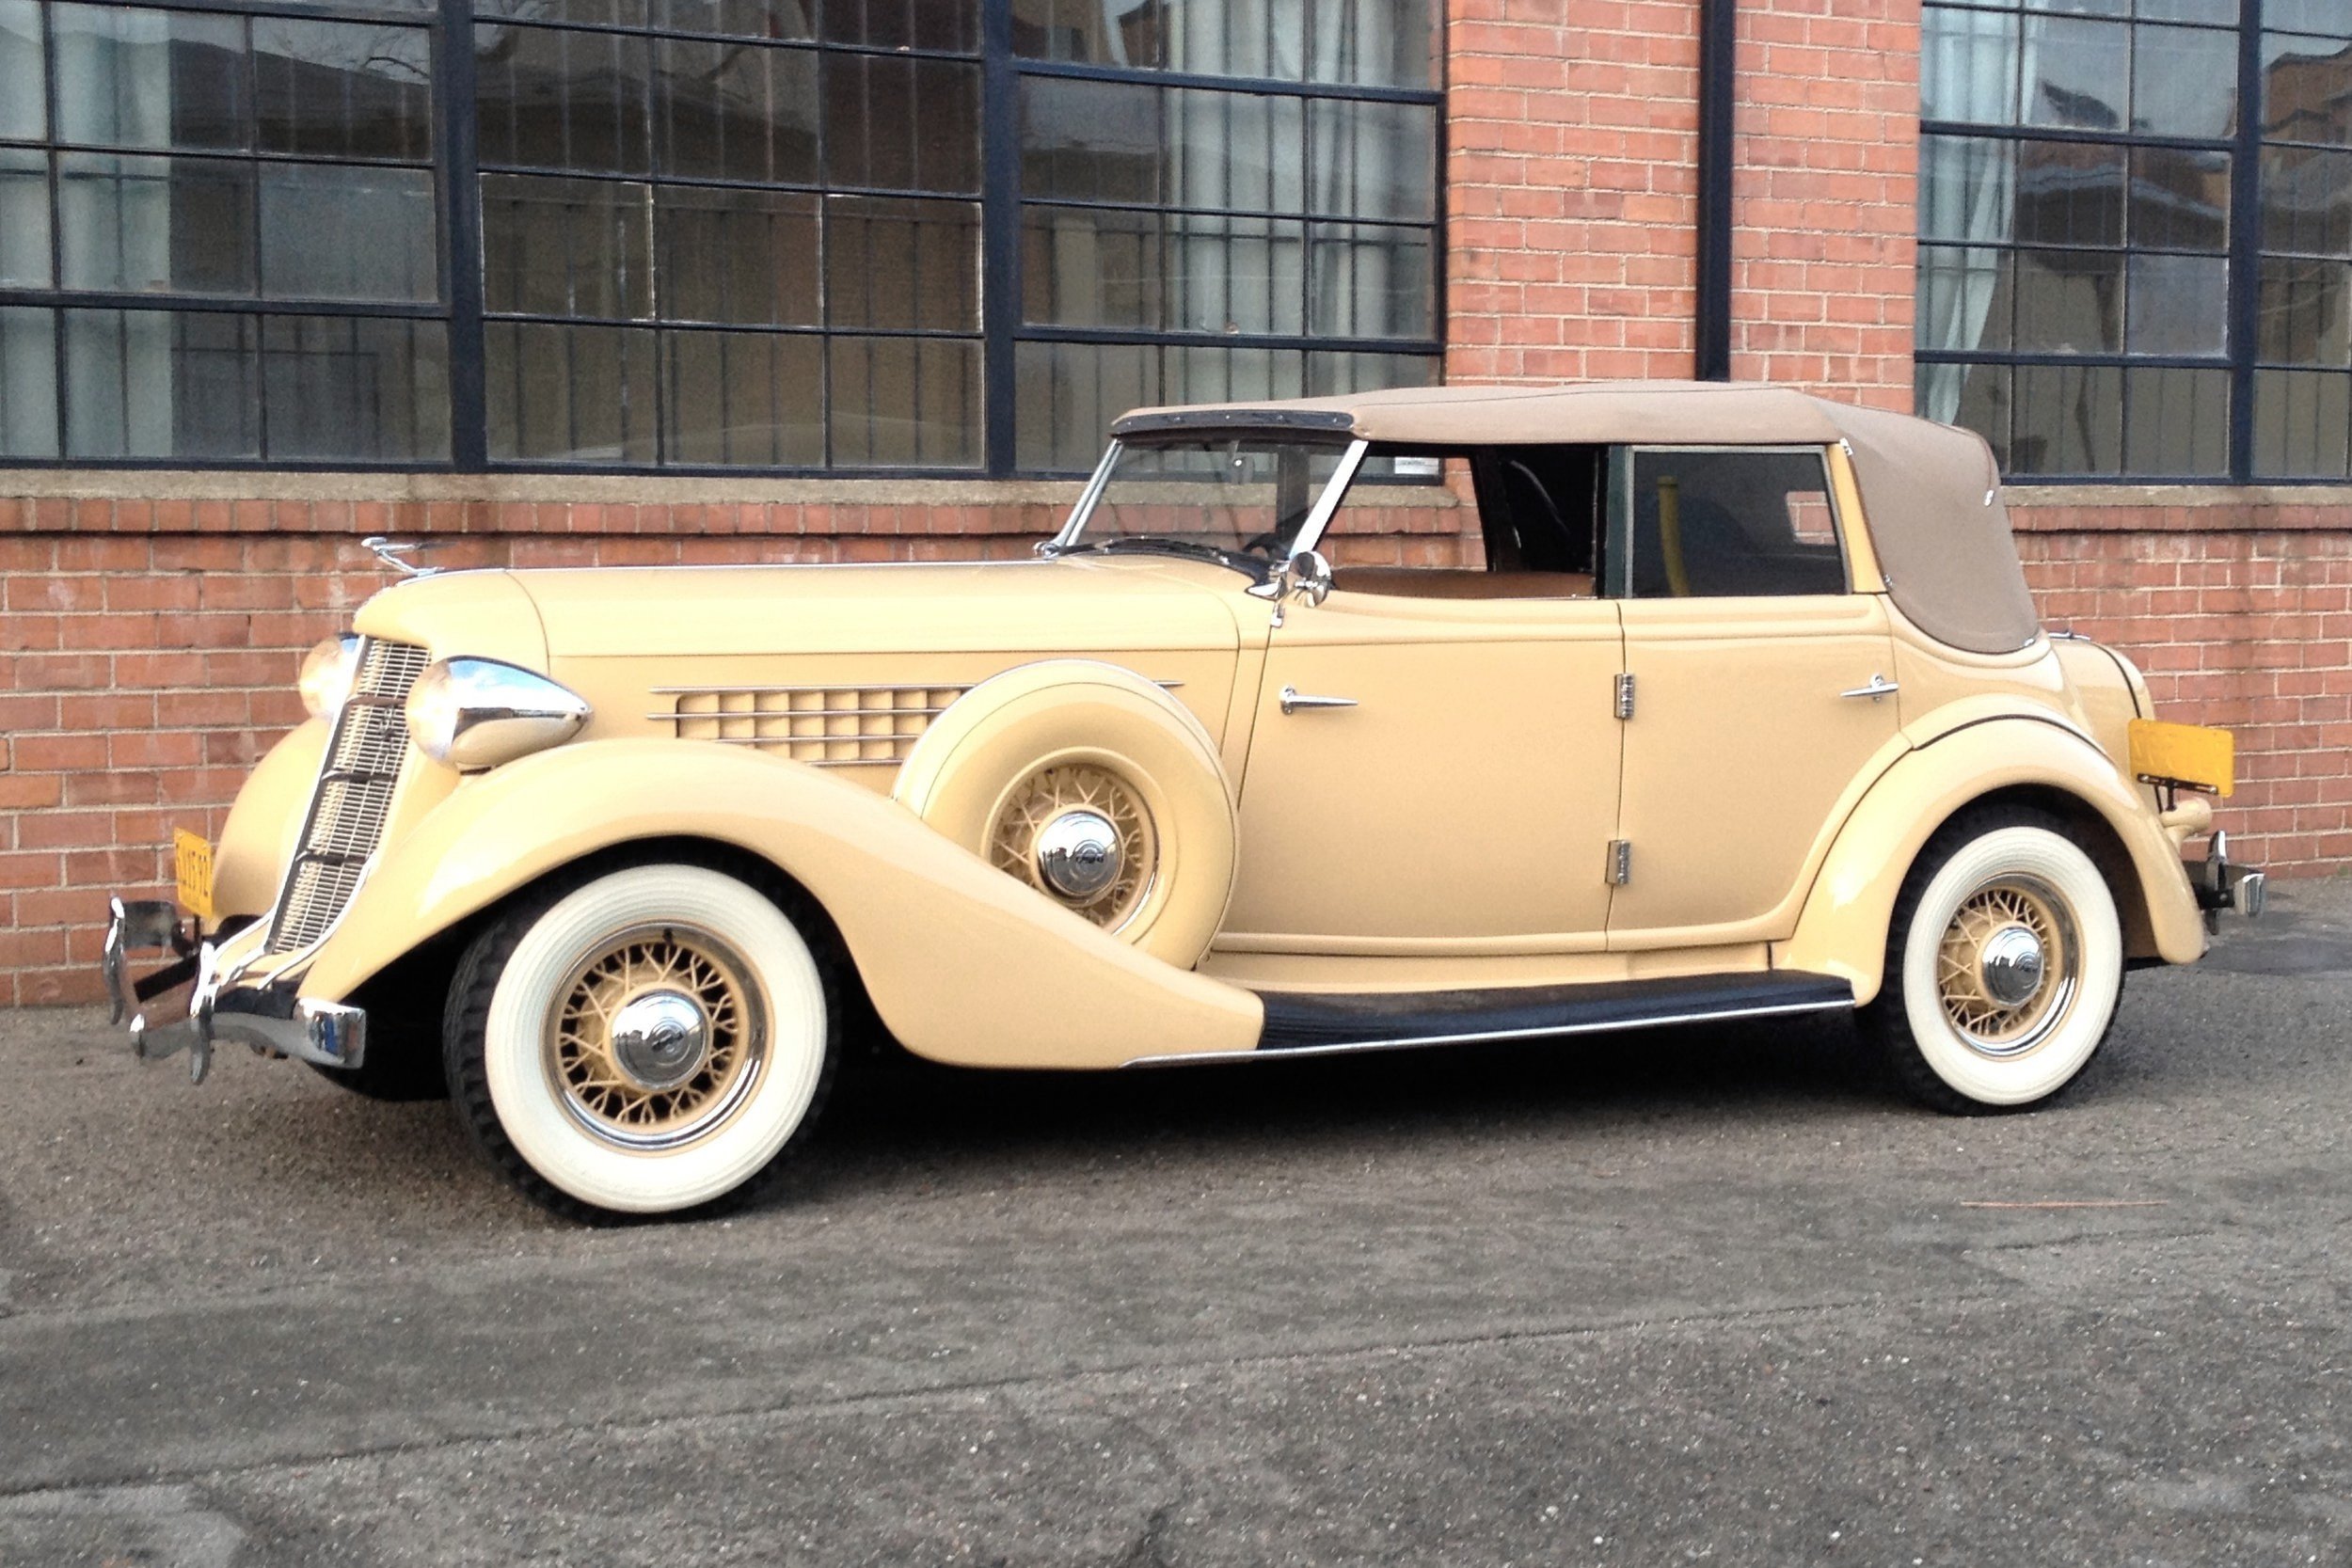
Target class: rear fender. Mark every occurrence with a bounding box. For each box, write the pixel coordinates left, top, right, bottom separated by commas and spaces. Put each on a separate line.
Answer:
1780, 717, 2205, 1002
296, 738, 1263, 1069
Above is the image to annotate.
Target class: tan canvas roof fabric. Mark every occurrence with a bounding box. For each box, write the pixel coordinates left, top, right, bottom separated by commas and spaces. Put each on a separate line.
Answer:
1113, 381, 2043, 655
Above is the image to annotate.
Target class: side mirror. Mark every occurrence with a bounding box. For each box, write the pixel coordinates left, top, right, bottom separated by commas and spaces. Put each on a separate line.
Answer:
1249, 548, 1334, 612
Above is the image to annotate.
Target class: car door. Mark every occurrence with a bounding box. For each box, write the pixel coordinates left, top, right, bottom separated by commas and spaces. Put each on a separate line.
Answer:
1223, 585, 1626, 951
1604, 445, 1904, 948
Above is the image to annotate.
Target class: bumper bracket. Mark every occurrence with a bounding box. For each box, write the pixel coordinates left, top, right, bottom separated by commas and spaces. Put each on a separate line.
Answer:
102, 896, 368, 1083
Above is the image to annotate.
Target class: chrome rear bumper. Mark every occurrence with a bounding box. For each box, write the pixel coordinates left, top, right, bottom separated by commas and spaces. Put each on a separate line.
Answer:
102, 897, 367, 1084
2188, 831, 2265, 934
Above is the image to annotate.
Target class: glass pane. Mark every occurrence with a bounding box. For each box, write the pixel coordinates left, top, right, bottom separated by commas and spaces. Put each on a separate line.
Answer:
476, 0, 651, 23
2025, 16, 2130, 131
656, 0, 816, 39
481, 174, 653, 319
1920, 135, 2017, 243
52, 4, 247, 151
1309, 0, 1435, 88
662, 336, 774, 467
2126, 253, 2227, 353
661, 328, 822, 466
2129, 147, 2229, 249
2266, 0, 2352, 38
2258, 257, 2352, 365
252, 19, 435, 161
65, 308, 259, 459
1022, 206, 1307, 332
261, 315, 449, 462
59, 153, 256, 296
0, 307, 58, 459
473, 24, 652, 175
2011, 363, 2123, 474
1013, 341, 1307, 470
1164, 342, 1306, 404
485, 321, 659, 463
2026, 0, 2127, 16
2253, 369, 2352, 477
2132, 24, 2237, 137
2136, 0, 2236, 22
2124, 367, 2230, 474
1022, 78, 1305, 213
2265, 33, 2352, 147
260, 166, 437, 303
1310, 221, 1433, 338
822, 54, 980, 194
823, 0, 980, 52
656, 186, 818, 324
2017, 141, 2125, 245
824, 196, 979, 331
1310, 98, 1435, 220
654, 37, 818, 184
2016, 248, 2122, 351
1918, 245, 2014, 353
1915, 360, 2014, 470
0, 0, 44, 141
2261, 145, 2352, 255
828, 334, 980, 467
1922, 7, 2020, 125
1306, 348, 1438, 396
0, 148, 49, 288
1626, 451, 1845, 599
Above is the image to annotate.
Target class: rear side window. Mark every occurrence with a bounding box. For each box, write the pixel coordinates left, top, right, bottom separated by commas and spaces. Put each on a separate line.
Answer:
1615, 448, 1846, 599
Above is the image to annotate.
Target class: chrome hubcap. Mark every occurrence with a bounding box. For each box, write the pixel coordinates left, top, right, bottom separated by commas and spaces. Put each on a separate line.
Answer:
1978, 926, 2046, 1008
1034, 809, 1121, 903
607, 989, 709, 1090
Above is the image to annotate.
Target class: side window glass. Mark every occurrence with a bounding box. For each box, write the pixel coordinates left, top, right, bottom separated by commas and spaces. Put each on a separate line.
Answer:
1620, 448, 1846, 598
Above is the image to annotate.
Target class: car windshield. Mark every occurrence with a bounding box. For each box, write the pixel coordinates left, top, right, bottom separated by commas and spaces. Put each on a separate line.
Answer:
1057, 436, 1358, 577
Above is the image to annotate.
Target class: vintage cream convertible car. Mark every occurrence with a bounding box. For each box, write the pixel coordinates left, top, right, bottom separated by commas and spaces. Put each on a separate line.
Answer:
103, 383, 2262, 1219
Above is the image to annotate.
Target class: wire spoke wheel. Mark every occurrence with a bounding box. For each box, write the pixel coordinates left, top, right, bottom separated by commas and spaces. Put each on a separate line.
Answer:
988, 763, 1157, 932
543, 922, 769, 1151
1933, 874, 2079, 1057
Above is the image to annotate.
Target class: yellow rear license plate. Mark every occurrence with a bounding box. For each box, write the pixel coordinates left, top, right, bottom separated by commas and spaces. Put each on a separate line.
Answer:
173, 828, 216, 920
2128, 719, 2235, 798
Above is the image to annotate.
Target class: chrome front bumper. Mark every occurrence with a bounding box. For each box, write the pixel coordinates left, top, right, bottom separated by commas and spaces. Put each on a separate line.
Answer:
102, 897, 367, 1084
2189, 831, 2266, 935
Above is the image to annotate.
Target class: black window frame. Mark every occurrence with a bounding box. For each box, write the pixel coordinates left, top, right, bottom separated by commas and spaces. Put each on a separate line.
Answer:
0, 0, 1447, 478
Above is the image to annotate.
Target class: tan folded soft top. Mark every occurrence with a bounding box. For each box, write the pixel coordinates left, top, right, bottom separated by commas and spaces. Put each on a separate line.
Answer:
1111, 381, 2042, 657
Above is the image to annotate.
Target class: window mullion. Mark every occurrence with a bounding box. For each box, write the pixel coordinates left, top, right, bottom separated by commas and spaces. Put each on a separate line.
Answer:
439, 0, 486, 471
2229, 0, 2265, 483
980, 0, 1019, 478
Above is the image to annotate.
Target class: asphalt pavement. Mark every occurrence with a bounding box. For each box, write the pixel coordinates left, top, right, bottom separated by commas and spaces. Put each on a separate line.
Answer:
3, 885, 2350, 1567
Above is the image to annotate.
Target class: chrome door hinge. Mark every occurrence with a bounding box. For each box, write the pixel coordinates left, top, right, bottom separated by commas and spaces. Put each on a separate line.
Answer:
1605, 840, 1632, 885
1613, 672, 1636, 721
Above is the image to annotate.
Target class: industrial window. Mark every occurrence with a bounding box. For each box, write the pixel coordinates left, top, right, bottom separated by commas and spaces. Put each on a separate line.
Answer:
0, 0, 1441, 476
1916, 0, 2352, 483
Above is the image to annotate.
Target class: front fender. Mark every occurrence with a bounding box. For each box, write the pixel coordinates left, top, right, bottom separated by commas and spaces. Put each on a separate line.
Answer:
294, 738, 1263, 1069
214, 720, 329, 920
1779, 718, 2205, 1003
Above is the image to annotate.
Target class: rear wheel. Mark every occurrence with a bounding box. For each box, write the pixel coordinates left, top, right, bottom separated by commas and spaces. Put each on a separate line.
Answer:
445, 863, 836, 1221
1862, 808, 2124, 1114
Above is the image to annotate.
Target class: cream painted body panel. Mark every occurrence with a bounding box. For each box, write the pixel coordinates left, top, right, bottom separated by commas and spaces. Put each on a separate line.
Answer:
294, 738, 1263, 1069
212, 720, 330, 919
1609, 594, 1901, 946
1223, 587, 1625, 949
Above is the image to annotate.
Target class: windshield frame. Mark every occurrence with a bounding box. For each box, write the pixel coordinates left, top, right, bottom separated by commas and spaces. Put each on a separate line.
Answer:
1047, 435, 1372, 579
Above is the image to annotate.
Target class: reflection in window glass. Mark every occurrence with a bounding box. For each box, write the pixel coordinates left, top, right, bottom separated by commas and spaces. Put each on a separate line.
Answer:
2015, 248, 2122, 353
2123, 367, 2230, 476
2261, 145, 2352, 256
822, 0, 977, 54
2129, 147, 2230, 249
2016, 142, 2125, 246
1625, 451, 1844, 600
653, 37, 818, 184
52, 5, 248, 151
481, 175, 653, 319
2014, 363, 2123, 475
0, 308, 57, 458
1918, 245, 2014, 354
59, 154, 257, 296
1015, 340, 1311, 473
656, 186, 818, 325
2265, 33, 2352, 148
2258, 257, 2352, 365
0, 0, 44, 141
253, 19, 435, 160
820, 54, 980, 195
1309, 98, 1435, 220
485, 321, 659, 463
1023, 207, 1306, 334
1920, 135, 2016, 243
661, 328, 822, 467
0, 149, 50, 288
65, 308, 261, 460
2131, 24, 2237, 139
1923, 7, 2020, 125
2126, 254, 2227, 354
823, 197, 980, 332
2254, 369, 2352, 478
2024, 16, 2128, 131
261, 315, 450, 461
473, 24, 655, 175
259, 166, 438, 302
828, 334, 980, 468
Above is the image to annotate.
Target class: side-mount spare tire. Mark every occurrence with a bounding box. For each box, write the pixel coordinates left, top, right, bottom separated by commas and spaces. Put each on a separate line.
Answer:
892, 660, 1238, 970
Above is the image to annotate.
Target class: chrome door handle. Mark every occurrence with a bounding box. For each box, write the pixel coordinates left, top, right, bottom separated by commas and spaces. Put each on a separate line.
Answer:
1279, 685, 1359, 716
1839, 673, 1899, 701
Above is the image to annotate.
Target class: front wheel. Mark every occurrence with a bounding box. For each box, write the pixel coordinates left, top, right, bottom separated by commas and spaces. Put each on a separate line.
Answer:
1861, 809, 2124, 1114
445, 863, 836, 1221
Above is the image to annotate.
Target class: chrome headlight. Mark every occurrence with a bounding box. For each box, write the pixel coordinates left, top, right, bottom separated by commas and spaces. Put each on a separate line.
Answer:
405, 657, 591, 771
297, 634, 361, 720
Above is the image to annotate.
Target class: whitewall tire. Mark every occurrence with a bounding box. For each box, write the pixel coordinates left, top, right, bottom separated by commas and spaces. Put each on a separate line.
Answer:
445, 863, 835, 1220
1865, 810, 2124, 1114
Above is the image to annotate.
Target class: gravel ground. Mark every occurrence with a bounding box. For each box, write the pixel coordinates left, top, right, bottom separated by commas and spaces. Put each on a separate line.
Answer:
1, 884, 2347, 1567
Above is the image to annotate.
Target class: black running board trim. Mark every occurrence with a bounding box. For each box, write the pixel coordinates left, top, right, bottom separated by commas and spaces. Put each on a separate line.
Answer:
1122, 971, 1854, 1068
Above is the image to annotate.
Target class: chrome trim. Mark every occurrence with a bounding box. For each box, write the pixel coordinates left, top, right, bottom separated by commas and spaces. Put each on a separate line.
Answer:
1035, 809, 1123, 901
1049, 439, 1125, 550
1279, 684, 1358, 716
650, 683, 975, 697
1283, 439, 1373, 562
103, 902, 368, 1084
645, 705, 958, 721
1120, 997, 1856, 1069
359, 535, 436, 577
407, 657, 592, 771
1839, 673, 1900, 701
608, 990, 712, 1091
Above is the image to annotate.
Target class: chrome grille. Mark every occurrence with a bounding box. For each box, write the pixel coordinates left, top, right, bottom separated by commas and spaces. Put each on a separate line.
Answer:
651, 686, 969, 768
267, 637, 430, 953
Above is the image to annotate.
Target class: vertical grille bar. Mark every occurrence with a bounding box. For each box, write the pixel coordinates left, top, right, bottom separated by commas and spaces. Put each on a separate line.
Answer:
266, 638, 431, 954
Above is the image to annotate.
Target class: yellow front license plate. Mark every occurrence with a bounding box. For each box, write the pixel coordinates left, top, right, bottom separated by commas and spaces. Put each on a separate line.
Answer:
2128, 719, 2235, 799
173, 828, 216, 921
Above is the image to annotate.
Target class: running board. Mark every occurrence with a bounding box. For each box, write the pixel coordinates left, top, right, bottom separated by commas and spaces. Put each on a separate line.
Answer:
1124, 971, 1854, 1067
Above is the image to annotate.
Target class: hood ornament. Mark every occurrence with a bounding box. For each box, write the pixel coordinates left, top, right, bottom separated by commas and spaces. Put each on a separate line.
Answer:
359, 535, 438, 578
